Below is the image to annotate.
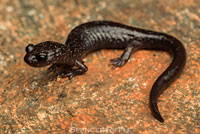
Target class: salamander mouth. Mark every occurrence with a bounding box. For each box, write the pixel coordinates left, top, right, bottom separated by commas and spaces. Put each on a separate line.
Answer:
24, 54, 50, 67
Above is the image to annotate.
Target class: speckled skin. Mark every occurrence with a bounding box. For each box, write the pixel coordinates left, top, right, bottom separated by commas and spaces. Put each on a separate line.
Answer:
24, 21, 186, 122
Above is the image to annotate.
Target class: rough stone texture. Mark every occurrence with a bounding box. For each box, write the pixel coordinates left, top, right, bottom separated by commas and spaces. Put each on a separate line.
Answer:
0, 0, 199, 133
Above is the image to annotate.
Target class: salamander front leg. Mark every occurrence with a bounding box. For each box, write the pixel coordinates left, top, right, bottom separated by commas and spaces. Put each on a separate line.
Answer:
61, 60, 88, 79
109, 45, 134, 68
47, 64, 63, 73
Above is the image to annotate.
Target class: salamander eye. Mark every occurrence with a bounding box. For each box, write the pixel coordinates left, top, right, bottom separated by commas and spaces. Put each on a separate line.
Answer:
36, 53, 47, 62
26, 44, 35, 53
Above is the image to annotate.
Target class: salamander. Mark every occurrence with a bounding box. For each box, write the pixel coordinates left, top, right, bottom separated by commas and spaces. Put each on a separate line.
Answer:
24, 20, 186, 122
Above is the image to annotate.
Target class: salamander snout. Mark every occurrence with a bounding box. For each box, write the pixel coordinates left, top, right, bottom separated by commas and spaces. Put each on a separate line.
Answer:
24, 43, 51, 67
25, 44, 35, 53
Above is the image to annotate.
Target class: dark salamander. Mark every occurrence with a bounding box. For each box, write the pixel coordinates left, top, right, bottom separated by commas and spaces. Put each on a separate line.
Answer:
24, 21, 186, 122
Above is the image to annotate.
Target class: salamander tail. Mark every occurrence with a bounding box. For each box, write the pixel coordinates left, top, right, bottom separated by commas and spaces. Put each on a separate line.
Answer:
149, 100, 164, 122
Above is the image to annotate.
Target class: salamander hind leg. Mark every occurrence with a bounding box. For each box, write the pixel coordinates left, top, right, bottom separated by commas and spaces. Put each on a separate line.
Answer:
109, 45, 134, 69
109, 58, 126, 68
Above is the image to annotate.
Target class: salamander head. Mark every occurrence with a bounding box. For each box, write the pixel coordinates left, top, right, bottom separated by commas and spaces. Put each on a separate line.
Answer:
24, 41, 66, 67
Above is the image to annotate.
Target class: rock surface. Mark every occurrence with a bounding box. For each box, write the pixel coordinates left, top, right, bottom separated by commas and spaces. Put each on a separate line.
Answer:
0, 0, 199, 133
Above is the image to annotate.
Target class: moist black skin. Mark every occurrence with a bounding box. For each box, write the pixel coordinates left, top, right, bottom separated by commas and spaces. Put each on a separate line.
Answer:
24, 21, 186, 122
